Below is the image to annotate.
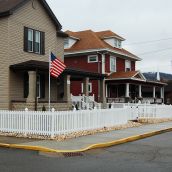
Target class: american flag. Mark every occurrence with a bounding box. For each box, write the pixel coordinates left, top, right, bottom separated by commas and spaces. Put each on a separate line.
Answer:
50, 52, 66, 78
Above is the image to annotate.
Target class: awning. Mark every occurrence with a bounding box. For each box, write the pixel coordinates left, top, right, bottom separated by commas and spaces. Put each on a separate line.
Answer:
10, 60, 106, 80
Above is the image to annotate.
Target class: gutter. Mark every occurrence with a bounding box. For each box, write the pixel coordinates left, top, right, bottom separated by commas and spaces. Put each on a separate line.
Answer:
64, 48, 141, 61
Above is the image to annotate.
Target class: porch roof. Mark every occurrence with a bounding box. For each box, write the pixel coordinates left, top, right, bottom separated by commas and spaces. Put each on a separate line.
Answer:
10, 60, 106, 80
106, 71, 167, 86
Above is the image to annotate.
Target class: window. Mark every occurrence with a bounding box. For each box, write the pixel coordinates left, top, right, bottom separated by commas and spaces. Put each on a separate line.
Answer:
35, 31, 41, 53
24, 27, 45, 55
110, 56, 116, 72
88, 55, 98, 63
117, 40, 121, 48
113, 39, 122, 48
28, 29, 33, 52
125, 60, 131, 71
114, 39, 117, 47
64, 38, 69, 48
81, 83, 92, 93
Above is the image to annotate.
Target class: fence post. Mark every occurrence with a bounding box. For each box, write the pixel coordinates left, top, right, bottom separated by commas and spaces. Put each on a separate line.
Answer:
51, 108, 55, 138
24, 108, 28, 137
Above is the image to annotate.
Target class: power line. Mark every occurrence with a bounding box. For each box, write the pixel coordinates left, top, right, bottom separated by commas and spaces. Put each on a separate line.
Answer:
124, 37, 172, 46
137, 47, 172, 56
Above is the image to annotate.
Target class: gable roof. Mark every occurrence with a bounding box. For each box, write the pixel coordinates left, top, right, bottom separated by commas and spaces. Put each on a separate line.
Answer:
107, 71, 146, 81
107, 71, 167, 85
65, 30, 140, 61
95, 30, 125, 41
0, 0, 62, 30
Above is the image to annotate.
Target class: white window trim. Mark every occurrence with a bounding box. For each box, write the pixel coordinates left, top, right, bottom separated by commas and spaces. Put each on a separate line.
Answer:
88, 55, 98, 63
125, 60, 131, 72
28, 29, 33, 52
81, 83, 92, 93
35, 31, 41, 54
110, 56, 116, 72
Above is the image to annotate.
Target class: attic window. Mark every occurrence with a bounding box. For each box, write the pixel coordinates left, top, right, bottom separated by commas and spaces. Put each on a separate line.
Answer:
64, 38, 69, 48
115, 39, 121, 48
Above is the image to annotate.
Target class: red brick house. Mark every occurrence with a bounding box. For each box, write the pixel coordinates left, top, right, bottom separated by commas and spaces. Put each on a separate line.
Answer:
64, 30, 166, 104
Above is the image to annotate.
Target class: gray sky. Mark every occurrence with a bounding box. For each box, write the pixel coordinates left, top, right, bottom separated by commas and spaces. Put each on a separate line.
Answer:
48, 0, 172, 73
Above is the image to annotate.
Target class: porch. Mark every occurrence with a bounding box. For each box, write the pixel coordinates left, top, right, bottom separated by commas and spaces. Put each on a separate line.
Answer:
10, 60, 106, 111
106, 71, 166, 104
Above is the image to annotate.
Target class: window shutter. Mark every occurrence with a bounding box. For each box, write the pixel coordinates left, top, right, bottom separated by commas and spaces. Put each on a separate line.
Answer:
24, 27, 28, 52
40, 74, 45, 98
24, 72, 29, 98
40, 32, 45, 55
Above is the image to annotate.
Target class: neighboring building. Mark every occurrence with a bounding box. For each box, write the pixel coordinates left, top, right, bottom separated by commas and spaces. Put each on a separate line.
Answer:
0, 0, 105, 110
143, 72, 172, 104
64, 30, 166, 103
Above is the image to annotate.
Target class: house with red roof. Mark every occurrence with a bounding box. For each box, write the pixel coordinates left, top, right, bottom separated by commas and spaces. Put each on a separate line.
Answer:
64, 30, 166, 104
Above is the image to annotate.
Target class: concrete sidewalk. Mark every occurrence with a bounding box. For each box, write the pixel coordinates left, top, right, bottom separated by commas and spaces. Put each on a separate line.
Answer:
0, 121, 172, 152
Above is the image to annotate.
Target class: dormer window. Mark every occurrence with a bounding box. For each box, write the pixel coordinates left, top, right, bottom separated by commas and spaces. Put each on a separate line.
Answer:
104, 38, 122, 48
125, 60, 131, 71
117, 40, 121, 48
64, 38, 69, 49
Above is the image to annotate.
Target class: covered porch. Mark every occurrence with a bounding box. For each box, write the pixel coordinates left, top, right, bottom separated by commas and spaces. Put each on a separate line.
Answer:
10, 60, 106, 111
106, 71, 166, 104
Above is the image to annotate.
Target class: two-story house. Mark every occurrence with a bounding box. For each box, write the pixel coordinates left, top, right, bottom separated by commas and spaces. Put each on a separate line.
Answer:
64, 30, 166, 104
0, 0, 105, 110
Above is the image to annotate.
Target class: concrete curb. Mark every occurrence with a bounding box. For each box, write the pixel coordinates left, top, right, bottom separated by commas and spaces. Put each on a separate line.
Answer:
0, 127, 172, 153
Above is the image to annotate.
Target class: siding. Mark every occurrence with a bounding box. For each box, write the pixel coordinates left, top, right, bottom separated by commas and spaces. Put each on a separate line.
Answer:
0, 0, 64, 109
65, 54, 101, 73
0, 17, 9, 109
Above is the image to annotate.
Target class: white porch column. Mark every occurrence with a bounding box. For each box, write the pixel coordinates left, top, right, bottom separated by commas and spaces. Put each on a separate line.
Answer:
63, 75, 71, 102
160, 87, 164, 99
100, 78, 106, 104
153, 86, 156, 98
139, 85, 142, 98
26, 71, 36, 103
125, 83, 130, 97
105, 84, 108, 98
83, 77, 89, 97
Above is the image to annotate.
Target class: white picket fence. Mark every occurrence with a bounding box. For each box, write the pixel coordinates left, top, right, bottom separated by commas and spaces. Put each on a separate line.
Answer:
0, 108, 131, 137
1, 105, 172, 138
128, 104, 172, 118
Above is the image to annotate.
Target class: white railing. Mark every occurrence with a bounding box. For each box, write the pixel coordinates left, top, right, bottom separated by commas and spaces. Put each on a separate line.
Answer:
71, 94, 101, 110
119, 104, 172, 119
0, 108, 130, 137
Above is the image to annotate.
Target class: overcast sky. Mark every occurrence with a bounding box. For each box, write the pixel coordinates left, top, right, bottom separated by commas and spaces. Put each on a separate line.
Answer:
48, 0, 172, 74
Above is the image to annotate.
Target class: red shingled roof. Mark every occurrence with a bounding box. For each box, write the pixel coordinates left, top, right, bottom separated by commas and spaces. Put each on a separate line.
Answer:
95, 30, 125, 40
65, 30, 139, 60
108, 71, 140, 79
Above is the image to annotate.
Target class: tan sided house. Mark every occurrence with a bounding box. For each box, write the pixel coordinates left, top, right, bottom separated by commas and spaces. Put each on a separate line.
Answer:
0, 0, 106, 110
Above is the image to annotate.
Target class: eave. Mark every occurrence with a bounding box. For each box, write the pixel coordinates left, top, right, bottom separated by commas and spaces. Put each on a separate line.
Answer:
64, 48, 141, 61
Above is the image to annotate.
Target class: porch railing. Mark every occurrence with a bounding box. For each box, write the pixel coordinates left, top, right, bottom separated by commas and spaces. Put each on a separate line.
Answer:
71, 94, 101, 110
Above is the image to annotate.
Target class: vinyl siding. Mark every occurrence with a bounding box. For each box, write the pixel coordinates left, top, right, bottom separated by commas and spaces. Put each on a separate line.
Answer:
0, 0, 64, 109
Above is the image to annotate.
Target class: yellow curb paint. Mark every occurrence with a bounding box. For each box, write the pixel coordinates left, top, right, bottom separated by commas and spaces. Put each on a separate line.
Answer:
0, 127, 172, 153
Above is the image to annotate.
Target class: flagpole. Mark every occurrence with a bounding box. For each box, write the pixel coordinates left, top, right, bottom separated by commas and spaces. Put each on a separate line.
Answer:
49, 50, 51, 111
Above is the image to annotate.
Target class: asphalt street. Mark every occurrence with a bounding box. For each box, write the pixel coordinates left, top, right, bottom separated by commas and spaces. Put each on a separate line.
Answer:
0, 132, 172, 172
